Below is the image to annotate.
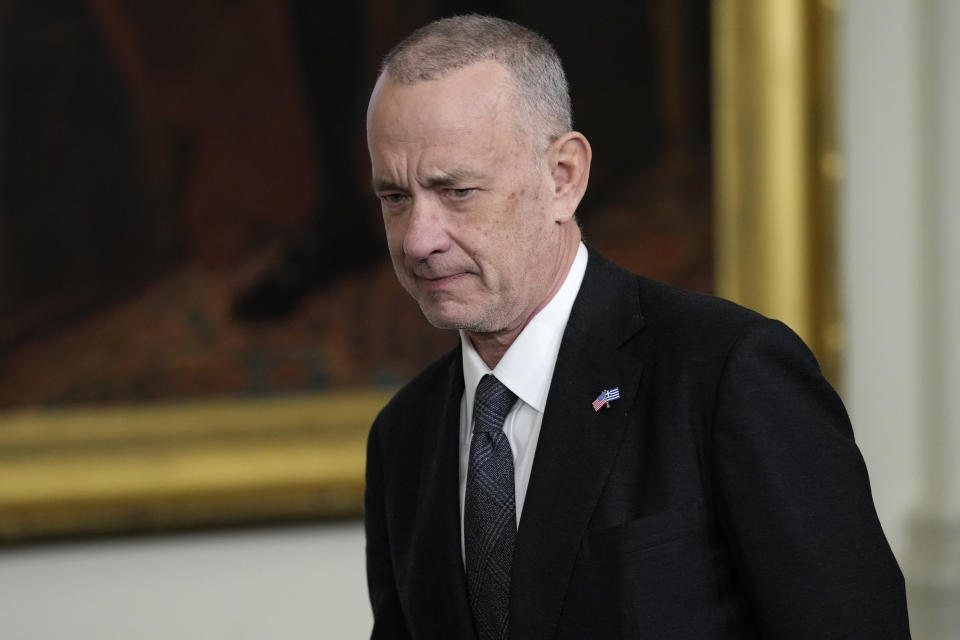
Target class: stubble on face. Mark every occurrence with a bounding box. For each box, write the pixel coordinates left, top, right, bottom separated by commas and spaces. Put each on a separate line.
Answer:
368, 61, 570, 343
400, 170, 548, 336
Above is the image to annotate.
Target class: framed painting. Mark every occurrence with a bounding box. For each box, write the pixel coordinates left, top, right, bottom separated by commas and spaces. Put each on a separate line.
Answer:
0, 0, 835, 541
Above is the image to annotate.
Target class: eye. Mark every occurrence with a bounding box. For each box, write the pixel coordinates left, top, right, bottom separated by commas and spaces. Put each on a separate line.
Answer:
447, 188, 474, 199
379, 193, 407, 205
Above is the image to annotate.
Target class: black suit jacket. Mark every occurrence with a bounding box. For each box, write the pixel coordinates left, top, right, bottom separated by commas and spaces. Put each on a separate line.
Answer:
365, 249, 910, 639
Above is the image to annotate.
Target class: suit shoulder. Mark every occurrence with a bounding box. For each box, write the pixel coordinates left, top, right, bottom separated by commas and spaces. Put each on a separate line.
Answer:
635, 275, 768, 337
584, 248, 769, 342
629, 274, 819, 376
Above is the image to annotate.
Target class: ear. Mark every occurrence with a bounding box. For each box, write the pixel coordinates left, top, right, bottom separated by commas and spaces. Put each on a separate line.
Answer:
546, 131, 592, 222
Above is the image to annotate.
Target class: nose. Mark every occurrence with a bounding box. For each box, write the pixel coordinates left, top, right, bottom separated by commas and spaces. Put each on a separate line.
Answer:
402, 196, 450, 260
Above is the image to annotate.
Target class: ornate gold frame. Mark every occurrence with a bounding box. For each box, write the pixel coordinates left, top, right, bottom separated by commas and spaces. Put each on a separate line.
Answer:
0, 390, 393, 540
0, 3, 837, 541
712, 0, 840, 383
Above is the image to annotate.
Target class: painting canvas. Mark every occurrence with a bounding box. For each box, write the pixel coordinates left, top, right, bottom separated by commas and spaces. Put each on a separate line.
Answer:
0, 0, 713, 540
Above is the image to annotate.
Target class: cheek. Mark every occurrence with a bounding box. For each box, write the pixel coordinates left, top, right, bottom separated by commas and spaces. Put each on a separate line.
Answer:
382, 215, 407, 256
505, 185, 546, 239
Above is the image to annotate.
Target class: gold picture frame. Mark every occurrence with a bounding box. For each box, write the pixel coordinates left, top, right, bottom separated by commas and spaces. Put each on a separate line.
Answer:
0, 389, 393, 541
712, 0, 840, 383
0, 1, 836, 542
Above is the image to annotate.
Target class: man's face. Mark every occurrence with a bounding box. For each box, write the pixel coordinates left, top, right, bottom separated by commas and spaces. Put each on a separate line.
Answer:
367, 61, 565, 334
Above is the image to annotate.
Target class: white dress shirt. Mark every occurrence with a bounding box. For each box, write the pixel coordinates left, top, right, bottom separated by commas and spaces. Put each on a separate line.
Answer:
459, 242, 588, 558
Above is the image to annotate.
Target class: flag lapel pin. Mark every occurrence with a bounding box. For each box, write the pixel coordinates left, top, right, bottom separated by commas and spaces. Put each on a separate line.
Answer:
592, 387, 620, 412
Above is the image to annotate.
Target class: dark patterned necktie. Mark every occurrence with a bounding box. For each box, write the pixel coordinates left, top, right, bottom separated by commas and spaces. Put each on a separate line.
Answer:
465, 374, 518, 640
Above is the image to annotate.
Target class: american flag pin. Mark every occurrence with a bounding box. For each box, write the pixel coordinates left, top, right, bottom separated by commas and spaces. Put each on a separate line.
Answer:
592, 387, 620, 412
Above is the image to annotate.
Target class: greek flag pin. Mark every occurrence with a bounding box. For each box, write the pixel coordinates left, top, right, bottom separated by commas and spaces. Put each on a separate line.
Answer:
592, 387, 621, 412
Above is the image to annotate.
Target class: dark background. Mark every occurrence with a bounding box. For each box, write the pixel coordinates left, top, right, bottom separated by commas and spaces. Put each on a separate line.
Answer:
0, 0, 712, 408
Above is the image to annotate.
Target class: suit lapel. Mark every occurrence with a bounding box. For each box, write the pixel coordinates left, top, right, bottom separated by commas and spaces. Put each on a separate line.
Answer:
511, 250, 645, 638
410, 351, 476, 638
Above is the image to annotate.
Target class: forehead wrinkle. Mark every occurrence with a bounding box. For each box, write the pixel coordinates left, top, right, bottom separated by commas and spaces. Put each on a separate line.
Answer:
407, 134, 496, 185
372, 123, 517, 195
371, 147, 412, 191
369, 71, 528, 193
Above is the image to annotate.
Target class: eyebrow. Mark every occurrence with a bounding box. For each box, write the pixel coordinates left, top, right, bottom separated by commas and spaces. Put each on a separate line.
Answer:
421, 168, 485, 188
372, 177, 405, 192
371, 168, 486, 193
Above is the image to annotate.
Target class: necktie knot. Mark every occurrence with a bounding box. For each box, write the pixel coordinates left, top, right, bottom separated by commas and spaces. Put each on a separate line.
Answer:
473, 375, 518, 434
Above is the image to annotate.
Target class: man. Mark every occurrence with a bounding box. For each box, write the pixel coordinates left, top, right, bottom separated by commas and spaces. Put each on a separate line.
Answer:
364, 15, 909, 639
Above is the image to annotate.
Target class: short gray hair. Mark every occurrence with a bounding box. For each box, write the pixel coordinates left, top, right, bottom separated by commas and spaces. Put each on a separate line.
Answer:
380, 15, 572, 148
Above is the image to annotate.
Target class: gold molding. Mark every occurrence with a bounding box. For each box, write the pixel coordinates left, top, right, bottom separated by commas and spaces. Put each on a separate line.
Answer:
712, 0, 841, 383
0, 390, 394, 541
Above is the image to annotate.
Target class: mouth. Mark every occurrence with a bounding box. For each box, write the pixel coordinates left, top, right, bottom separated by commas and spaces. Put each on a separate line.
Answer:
416, 272, 470, 292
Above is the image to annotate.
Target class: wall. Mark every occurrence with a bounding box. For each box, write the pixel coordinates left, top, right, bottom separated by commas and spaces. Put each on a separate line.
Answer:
0, 522, 371, 639
840, 1, 959, 637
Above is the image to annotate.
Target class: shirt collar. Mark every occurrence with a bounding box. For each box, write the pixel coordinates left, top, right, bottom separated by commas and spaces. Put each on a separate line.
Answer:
461, 242, 588, 415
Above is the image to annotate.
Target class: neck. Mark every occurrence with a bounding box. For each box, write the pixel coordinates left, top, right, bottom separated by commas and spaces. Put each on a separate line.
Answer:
467, 228, 581, 369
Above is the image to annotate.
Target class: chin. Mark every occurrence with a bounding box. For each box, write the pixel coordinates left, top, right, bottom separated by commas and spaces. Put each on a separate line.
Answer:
418, 301, 486, 332
419, 308, 471, 331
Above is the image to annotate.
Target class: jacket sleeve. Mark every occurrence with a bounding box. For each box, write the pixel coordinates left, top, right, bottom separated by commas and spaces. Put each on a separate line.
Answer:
710, 319, 910, 638
365, 415, 413, 640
